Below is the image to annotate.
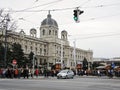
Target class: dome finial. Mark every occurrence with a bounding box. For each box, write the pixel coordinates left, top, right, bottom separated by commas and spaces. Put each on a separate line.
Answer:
47, 10, 51, 18
48, 10, 50, 14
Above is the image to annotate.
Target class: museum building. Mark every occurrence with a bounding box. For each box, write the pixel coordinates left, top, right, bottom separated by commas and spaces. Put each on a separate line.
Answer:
0, 13, 93, 70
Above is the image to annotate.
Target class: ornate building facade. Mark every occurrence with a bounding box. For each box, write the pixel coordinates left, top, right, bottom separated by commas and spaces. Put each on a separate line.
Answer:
0, 13, 93, 69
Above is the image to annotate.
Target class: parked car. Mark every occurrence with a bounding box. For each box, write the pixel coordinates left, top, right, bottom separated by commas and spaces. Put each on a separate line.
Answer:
57, 69, 74, 79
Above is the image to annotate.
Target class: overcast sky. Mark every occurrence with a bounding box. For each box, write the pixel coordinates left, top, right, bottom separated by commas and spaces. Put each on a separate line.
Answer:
1, 0, 120, 58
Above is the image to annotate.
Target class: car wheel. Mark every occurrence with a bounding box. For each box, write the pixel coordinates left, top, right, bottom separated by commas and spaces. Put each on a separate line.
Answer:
65, 75, 68, 79
57, 76, 59, 79
71, 76, 74, 79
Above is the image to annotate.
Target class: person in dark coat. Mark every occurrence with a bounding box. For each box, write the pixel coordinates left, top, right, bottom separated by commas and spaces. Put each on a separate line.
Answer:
23, 68, 29, 79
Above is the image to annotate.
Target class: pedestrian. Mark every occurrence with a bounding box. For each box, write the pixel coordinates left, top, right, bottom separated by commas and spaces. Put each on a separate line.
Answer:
30, 68, 34, 78
14, 68, 19, 78
23, 68, 29, 79
97, 70, 101, 77
35, 68, 39, 78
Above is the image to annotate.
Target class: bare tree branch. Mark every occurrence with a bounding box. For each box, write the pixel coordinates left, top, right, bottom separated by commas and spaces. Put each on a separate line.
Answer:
0, 9, 17, 31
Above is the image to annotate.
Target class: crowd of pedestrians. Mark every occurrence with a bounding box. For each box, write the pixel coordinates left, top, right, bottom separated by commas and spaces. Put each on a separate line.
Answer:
0, 67, 120, 79
77, 68, 120, 78
0, 67, 59, 79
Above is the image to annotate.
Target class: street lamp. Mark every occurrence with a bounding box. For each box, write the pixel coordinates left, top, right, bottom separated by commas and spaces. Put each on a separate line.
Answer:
3, 14, 10, 68
73, 40, 77, 74
32, 54, 35, 78
61, 40, 63, 69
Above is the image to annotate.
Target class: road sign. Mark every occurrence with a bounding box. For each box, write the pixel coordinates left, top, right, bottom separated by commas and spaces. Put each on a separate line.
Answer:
12, 59, 17, 65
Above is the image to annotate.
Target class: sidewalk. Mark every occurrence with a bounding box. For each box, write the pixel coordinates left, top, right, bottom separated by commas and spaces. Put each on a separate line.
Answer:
1, 75, 120, 80
30, 76, 57, 79
76, 75, 120, 79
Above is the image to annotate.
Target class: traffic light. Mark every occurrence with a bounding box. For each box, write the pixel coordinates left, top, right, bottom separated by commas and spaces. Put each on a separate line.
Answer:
79, 10, 84, 15
73, 10, 78, 22
73, 9, 84, 22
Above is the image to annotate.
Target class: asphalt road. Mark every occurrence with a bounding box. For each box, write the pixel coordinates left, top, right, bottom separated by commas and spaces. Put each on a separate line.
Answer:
0, 77, 120, 90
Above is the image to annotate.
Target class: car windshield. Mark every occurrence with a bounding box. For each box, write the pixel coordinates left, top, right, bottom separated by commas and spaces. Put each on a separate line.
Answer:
60, 70, 68, 73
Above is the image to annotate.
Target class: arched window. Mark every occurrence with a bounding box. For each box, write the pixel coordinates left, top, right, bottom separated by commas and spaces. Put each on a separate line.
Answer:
30, 46, 33, 51
63, 52, 65, 57
44, 49, 46, 55
49, 30, 51, 35
62, 35, 65, 39
55, 31, 57, 35
44, 59, 47, 64
43, 29, 45, 35
35, 47, 37, 54
40, 48, 42, 55
39, 58, 42, 65
25, 45, 27, 52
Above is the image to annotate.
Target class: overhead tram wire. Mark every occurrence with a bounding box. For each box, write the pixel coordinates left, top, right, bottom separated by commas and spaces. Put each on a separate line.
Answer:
82, 2, 120, 8
69, 33, 120, 41
68, 31, 120, 37
5, 1, 120, 30
16, 10, 120, 30
58, 11, 120, 26
5, 0, 63, 26
14, 6, 120, 29
82, 12, 120, 22
5, 1, 120, 13
77, 0, 92, 7
12, 0, 63, 12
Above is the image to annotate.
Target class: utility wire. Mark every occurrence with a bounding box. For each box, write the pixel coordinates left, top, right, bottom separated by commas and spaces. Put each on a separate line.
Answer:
78, 0, 92, 7
69, 31, 120, 37
69, 33, 120, 40
14, 0, 63, 12
5, 2, 120, 12
83, 12, 120, 21
15, 11, 120, 31
58, 12, 120, 26
82, 2, 120, 8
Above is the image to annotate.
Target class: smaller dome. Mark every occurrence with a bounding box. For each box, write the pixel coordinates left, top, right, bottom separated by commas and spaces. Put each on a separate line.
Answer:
61, 30, 67, 35
61, 30, 67, 33
19, 29, 25, 35
30, 28, 37, 34
19, 29, 25, 38
30, 28, 36, 31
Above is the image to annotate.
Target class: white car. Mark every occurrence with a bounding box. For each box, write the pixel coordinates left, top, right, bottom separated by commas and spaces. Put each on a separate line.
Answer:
57, 69, 74, 79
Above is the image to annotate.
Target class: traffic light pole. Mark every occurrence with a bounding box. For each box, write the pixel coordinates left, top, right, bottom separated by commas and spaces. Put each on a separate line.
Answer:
76, 7, 80, 23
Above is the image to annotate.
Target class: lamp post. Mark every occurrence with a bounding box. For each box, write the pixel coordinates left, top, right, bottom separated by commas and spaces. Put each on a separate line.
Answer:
61, 40, 63, 69
3, 14, 10, 68
73, 40, 77, 75
32, 54, 35, 78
